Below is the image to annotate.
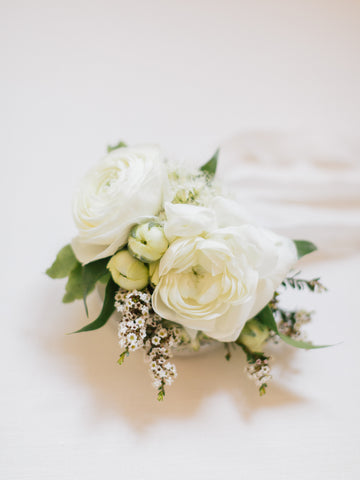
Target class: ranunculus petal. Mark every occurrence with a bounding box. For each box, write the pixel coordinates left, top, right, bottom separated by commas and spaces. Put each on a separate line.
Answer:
210, 196, 254, 227
71, 145, 165, 264
164, 202, 217, 242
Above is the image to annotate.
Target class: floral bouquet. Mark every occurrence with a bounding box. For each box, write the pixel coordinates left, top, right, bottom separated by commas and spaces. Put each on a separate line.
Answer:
47, 142, 328, 400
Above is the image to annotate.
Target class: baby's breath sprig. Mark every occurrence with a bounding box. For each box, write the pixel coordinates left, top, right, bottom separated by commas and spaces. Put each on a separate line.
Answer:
145, 325, 182, 399
115, 288, 183, 400
238, 344, 272, 395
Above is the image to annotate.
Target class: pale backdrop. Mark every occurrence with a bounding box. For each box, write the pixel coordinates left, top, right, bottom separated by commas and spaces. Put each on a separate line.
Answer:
1, 1, 360, 479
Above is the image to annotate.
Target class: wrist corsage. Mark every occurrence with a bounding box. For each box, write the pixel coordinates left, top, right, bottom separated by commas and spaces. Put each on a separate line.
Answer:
47, 141, 328, 400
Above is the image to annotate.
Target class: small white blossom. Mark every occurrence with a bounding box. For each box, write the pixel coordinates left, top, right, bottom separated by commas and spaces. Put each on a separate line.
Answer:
157, 328, 168, 338
127, 333, 137, 343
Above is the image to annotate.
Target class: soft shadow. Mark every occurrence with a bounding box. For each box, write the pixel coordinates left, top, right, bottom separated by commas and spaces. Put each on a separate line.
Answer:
35, 284, 307, 430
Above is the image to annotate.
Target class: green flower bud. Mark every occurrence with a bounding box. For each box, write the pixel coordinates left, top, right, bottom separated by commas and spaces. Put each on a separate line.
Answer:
238, 319, 269, 353
107, 249, 149, 290
128, 222, 168, 263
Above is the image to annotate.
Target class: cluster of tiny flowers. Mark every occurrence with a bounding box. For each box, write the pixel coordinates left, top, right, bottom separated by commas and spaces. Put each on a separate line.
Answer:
115, 289, 158, 352
145, 325, 182, 392
168, 167, 219, 207
115, 288, 183, 398
246, 356, 272, 395
278, 310, 312, 341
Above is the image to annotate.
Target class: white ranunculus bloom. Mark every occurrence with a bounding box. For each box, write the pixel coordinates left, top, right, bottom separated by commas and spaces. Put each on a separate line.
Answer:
71, 145, 165, 264
152, 199, 297, 342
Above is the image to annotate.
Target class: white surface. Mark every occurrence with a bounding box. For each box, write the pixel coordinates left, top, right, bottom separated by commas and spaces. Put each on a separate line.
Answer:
1, 1, 360, 479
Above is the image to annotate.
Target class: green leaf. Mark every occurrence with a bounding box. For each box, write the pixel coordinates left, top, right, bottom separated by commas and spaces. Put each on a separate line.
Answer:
62, 264, 84, 303
118, 350, 129, 365
46, 245, 79, 279
99, 272, 111, 284
255, 305, 278, 331
256, 305, 330, 350
278, 333, 330, 350
81, 258, 110, 316
70, 279, 118, 334
61, 257, 110, 309
107, 141, 127, 153
293, 240, 317, 259
200, 148, 219, 177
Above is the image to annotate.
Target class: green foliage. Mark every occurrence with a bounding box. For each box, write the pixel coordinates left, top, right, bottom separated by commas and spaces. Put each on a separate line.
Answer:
200, 148, 219, 177
62, 264, 84, 303
293, 240, 317, 259
81, 258, 110, 315
157, 384, 165, 401
107, 141, 127, 153
47, 244, 115, 329
259, 384, 267, 396
281, 274, 327, 293
277, 333, 328, 350
61, 257, 110, 310
47, 243, 111, 314
256, 305, 330, 350
70, 279, 118, 333
46, 244, 79, 279
99, 272, 111, 284
118, 350, 129, 365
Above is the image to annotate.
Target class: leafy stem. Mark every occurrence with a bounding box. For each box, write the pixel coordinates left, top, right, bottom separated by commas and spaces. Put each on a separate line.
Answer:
281, 272, 327, 293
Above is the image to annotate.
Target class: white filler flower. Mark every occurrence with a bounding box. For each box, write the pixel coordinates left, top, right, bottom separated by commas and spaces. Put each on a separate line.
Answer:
152, 199, 297, 342
71, 145, 165, 264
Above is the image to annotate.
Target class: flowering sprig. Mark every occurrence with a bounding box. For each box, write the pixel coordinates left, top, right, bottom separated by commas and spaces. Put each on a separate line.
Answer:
242, 346, 272, 396
232, 273, 328, 393
281, 272, 327, 293
114, 288, 185, 399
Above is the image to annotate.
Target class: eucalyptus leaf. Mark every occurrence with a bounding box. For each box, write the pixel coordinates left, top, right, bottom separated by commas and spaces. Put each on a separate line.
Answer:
256, 305, 330, 350
46, 244, 79, 279
200, 148, 219, 177
107, 141, 127, 153
293, 240, 317, 259
70, 279, 118, 334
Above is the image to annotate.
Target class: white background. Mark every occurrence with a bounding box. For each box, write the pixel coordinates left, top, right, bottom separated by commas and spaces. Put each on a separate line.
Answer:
1, 1, 360, 479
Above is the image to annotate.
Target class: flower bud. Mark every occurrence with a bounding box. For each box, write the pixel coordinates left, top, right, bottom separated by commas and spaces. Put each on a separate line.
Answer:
238, 319, 269, 353
107, 249, 149, 290
128, 222, 169, 263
